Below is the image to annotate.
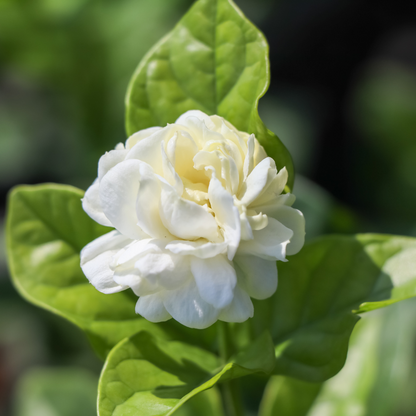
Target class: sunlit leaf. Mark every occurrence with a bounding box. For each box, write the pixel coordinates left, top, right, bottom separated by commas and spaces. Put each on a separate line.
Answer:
126, 0, 294, 190
250, 234, 416, 382
98, 331, 275, 416
6, 184, 172, 359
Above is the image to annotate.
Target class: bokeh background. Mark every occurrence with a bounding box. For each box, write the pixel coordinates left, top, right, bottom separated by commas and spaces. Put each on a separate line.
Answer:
1, 0, 416, 415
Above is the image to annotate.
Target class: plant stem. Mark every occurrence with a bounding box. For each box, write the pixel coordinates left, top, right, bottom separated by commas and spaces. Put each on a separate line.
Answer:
218, 321, 245, 416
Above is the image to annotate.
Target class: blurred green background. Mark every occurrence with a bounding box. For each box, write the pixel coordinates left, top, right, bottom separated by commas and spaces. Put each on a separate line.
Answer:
1, 0, 416, 415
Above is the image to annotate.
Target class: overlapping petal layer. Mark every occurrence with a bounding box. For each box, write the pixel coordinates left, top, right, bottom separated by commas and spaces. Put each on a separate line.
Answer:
81, 110, 305, 328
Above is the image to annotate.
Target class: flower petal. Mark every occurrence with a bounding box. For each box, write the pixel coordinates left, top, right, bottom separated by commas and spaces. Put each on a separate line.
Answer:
237, 217, 293, 261
163, 280, 219, 329
135, 252, 190, 290
208, 176, 241, 260
135, 294, 171, 322
113, 268, 159, 297
80, 230, 131, 294
126, 127, 162, 149
267, 205, 305, 256
250, 167, 288, 208
126, 125, 177, 176
234, 255, 277, 299
161, 143, 183, 195
191, 255, 237, 309
159, 181, 220, 241
113, 238, 160, 268
99, 159, 150, 240
218, 285, 253, 323
238, 158, 276, 207
175, 110, 216, 131
167, 130, 208, 184
166, 239, 228, 259
135, 164, 172, 239
243, 134, 255, 179
82, 179, 112, 227
98, 148, 128, 181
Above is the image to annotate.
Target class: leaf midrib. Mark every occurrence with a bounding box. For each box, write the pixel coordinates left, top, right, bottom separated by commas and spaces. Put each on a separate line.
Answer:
18, 190, 81, 253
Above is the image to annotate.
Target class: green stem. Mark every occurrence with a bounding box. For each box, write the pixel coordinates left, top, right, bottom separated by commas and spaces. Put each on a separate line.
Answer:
218, 322, 245, 416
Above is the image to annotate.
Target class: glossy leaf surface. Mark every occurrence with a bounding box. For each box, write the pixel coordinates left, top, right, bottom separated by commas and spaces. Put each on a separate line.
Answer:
6, 184, 171, 358
259, 300, 416, 416
250, 234, 416, 382
126, 0, 294, 190
98, 331, 275, 416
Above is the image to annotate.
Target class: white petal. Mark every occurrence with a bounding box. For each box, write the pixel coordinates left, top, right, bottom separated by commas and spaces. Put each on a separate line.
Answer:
256, 193, 296, 214
193, 150, 222, 181
161, 143, 183, 195
82, 179, 112, 227
80, 230, 131, 294
240, 212, 254, 241
99, 159, 150, 240
234, 255, 277, 299
243, 134, 255, 179
113, 238, 160, 268
237, 217, 293, 261
208, 176, 241, 260
218, 285, 253, 323
136, 294, 171, 322
126, 127, 162, 149
113, 268, 159, 297
81, 230, 130, 264
253, 139, 268, 166
191, 255, 237, 309
247, 211, 268, 231
166, 131, 208, 184
175, 110, 216, 131
159, 181, 220, 241
98, 149, 128, 181
166, 239, 228, 259
163, 280, 219, 329
268, 205, 305, 256
250, 167, 288, 208
238, 158, 276, 206
126, 125, 177, 176
135, 164, 172, 239
135, 252, 190, 290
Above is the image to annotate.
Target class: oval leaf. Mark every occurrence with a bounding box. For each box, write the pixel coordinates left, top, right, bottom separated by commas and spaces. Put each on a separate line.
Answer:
250, 234, 416, 382
6, 184, 172, 359
307, 301, 416, 416
125, 0, 294, 190
98, 330, 275, 416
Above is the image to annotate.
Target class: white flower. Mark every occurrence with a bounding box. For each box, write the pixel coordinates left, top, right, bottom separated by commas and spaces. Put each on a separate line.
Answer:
80, 110, 305, 329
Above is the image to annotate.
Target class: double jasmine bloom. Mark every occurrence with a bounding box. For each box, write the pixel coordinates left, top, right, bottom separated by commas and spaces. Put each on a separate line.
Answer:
81, 110, 305, 328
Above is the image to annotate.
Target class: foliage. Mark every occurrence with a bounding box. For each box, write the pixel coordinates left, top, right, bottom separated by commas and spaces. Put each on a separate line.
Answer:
5, 0, 416, 414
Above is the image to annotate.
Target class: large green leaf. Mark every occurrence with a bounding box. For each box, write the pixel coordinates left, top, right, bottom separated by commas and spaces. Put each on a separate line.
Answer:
6, 184, 173, 359
258, 299, 416, 416
306, 300, 416, 416
98, 330, 275, 416
125, 0, 294, 190
249, 234, 416, 382
258, 377, 321, 416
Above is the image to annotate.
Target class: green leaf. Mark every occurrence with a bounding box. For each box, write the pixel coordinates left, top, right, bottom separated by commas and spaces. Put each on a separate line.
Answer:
125, 0, 294, 190
14, 367, 98, 416
307, 300, 416, 416
258, 299, 416, 416
250, 234, 416, 382
6, 184, 172, 359
258, 377, 322, 416
172, 388, 225, 416
98, 330, 275, 416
